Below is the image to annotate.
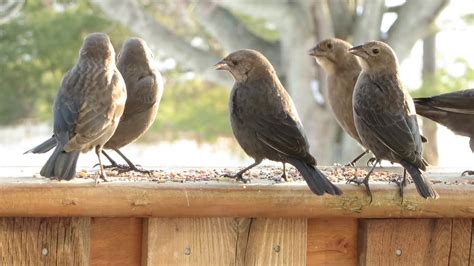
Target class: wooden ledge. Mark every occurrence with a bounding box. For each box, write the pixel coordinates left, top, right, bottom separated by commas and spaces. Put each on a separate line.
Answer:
1, 167, 473, 218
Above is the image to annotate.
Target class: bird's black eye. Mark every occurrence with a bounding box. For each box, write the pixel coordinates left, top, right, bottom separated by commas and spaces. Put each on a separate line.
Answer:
231, 60, 238, 66
327, 43, 333, 49
372, 48, 379, 54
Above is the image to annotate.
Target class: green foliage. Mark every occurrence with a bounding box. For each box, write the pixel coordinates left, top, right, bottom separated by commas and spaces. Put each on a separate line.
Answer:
0, 0, 129, 124
148, 77, 232, 142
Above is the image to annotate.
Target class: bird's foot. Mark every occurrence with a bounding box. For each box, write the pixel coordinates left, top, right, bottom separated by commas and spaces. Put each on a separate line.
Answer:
367, 157, 382, 168
461, 170, 474, 176
346, 176, 372, 203
95, 172, 110, 185
223, 173, 251, 183
389, 176, 408, 200
116, 166, 152, 176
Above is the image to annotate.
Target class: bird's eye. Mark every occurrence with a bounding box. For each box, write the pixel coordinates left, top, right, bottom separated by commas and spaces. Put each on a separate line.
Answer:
327, 43, 333, 49
372, 48, 379, 54
232, 60, 238, 66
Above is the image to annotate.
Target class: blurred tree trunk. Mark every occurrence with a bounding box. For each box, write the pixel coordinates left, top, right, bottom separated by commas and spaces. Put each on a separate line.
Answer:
0, 0, 25, 25
92, 0, 449, 164
421, 34, 439, 165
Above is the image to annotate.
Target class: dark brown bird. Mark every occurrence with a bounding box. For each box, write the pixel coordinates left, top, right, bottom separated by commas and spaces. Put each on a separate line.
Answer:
415, 89, 474, 175
100, 37, 163, 173
349, 41, 438, 200
26, 33, 127, 182
215, 49, 342, 196
309, 38, 369, 165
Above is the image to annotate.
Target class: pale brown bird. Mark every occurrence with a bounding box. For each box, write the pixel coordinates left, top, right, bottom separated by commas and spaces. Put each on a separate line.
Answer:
215, 49, 342, 196
349, 41, 438, 200
99, 37, 163, 173
415, 89, 474, 175
26, 33, 126, 182
309, 38, 369, 165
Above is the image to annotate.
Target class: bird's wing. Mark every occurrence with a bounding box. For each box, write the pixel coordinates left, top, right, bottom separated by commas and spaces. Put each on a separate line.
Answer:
355, 92, 423, 164
415, 89, 474, 115
122, 72, 162, 118
53, 70, 81, 141
69, 71, 125, 146
251, 110, 315, 164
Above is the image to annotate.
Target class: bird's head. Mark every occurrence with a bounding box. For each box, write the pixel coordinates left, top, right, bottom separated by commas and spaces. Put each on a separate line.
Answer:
309, 38, 359, 74
214, 49, 276, 83
79, 32, 115, 64
348, 41, 399, 72
117, 38, 154, 73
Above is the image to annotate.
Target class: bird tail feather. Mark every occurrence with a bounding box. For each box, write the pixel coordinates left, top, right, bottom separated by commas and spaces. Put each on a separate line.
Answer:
400, 160, 439, 199
288, 158, 342, 196
40, 145, 80, 180
24, 137, 57, 154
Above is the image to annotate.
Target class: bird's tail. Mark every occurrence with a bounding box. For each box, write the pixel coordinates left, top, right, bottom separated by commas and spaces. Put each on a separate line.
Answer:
287, 158, 342, 196
24, 137, 57, 154
40, 144, 80, 180
400, 160, 439, 199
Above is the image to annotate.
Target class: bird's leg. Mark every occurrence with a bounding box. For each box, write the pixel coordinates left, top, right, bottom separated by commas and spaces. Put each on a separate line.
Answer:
389, 169, 408, 201
92, 151, 123, 169
224, 160, 261, 183
114, 148, 152, 175
273, 162, 288, 182
347, 159, 379, 203
367, 157, 382, 168
95, 146, 109, 184
461, 170, 474, 176
346, 149, 370, 167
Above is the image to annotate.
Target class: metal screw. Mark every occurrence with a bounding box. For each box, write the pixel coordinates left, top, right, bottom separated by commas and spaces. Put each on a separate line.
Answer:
273, 245, 281, 253
42, 248, 48, 256
184, 247, 191, 256
395, 249, 402, 256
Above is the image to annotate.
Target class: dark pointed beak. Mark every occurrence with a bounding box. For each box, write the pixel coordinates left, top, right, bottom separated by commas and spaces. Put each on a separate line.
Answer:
308, 47, 323, 57
348, 45, 368, 59
214, 59, 229, 71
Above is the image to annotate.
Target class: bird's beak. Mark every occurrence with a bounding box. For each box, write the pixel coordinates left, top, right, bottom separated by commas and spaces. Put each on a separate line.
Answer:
308, 47, 322, 57
214, 60, 229, 71
348, 45, 368, 59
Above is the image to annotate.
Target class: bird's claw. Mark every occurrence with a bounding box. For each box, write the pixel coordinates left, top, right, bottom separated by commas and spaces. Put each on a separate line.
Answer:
273, 173, 288, 183
461, 170, 474, 176
346, 176, 372, 203
223, 173, 251, 183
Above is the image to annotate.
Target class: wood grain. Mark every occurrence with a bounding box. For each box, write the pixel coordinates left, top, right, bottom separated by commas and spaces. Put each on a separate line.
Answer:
0, 178, 472, 218
306, 218, 357, 265
143, 217, 251, 265
359, 219, 452, 265
244, 218, 307, 265
0, 217, 90, 265
449, 219, 472, 265
90, 218, 143, 266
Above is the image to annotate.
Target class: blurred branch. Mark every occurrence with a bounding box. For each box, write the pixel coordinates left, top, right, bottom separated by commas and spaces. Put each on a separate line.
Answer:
215, 0, 289, 21
192, 2, 281, 72
91, 0, 232, 87
327, 0, 356, 39
386, 0, 449, 61
352, 0, 385, 44
309, 0, 334, 40
0, 0, 25, 25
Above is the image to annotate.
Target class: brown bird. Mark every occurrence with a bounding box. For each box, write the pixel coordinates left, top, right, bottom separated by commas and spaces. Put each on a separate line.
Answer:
99, 37, 163, 173
349, 41, 438, 200
308, 38, 369, 165
215, 49, 342, 196
26, 33, 127, 182
414, 89, 474, 175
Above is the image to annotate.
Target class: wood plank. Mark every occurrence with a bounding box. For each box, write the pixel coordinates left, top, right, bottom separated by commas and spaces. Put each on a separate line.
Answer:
244, 218, 307, 265
90, 218, 142, 266
0, 177, 472, 218
469, 219, 474, 265
359, 219, 452, 265
449, 219, 472, 265
306, 219, 357, 265
0, 217, 90, 265
143, 218, 251, 265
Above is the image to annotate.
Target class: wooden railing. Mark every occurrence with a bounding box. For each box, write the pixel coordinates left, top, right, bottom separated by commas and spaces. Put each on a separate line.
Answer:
0, 166, 472, 265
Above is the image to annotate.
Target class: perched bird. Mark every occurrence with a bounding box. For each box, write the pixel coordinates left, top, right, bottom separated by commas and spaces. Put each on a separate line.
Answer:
349, 41, 438, 200
215, 49, 342, 196
26, 33, 126, 182
100, 37, 163, 173
415, 89, 474, 175
308, 38, 369, 165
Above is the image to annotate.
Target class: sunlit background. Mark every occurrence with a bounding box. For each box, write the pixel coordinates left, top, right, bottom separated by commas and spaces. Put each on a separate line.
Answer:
1, 0, 474, 176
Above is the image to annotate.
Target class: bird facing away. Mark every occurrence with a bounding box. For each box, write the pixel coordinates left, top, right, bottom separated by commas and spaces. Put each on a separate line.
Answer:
25, 32, 127, 182
349, 41, 438, 200
309, 38, 369, 165
101, 37, 164, 173
415, 89, 474, 175
215, 49, 342, 196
